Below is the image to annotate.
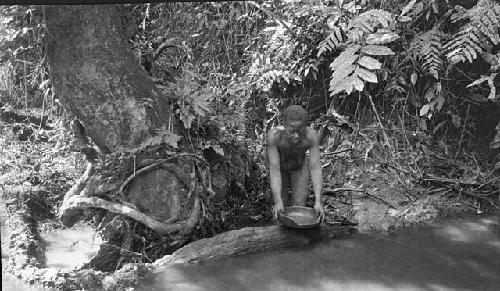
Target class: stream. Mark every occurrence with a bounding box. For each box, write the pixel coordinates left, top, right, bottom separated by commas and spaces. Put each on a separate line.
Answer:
141, 213, 500, 291
2, 213, 500, 291
1, 199, 100, 291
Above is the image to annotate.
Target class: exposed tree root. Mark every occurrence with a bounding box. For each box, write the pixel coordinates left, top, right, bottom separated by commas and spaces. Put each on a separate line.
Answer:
61, 193, 200, 235
58, 162, 94, 227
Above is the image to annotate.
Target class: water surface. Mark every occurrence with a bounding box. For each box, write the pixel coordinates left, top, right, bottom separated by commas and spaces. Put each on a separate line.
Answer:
2, 213, 499, 291
139, 214, 500, 291
1, 199, 99, 291
40, 223, 102, 270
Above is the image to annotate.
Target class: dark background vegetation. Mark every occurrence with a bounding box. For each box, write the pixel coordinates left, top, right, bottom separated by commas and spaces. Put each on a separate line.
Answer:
1, 0, 499, 279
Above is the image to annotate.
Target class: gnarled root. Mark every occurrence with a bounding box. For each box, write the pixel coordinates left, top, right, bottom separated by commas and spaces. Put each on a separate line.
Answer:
62, 193, 200, 235
58, 162, 95, 227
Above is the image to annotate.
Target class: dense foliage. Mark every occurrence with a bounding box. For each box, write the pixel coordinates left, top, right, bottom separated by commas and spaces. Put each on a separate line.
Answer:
1, 2, 499, 287
1, 0, 499, 208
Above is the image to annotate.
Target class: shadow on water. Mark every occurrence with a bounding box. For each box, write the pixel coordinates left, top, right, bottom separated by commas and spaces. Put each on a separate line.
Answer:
139, 213, 500, 291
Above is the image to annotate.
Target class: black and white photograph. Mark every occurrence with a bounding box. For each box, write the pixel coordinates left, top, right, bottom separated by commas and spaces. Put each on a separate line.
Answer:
1, 1, 499, 290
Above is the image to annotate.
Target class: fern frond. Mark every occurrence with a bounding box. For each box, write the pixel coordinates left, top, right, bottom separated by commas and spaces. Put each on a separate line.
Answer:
347, 9, 395, 42
257, 69, 301, 91
294, 59, 319, 80
329, 45, 359, 96
410, 28, 443, 79
444, 0, 500, 64
329, 44, 388, 96
318, 26, 344, 57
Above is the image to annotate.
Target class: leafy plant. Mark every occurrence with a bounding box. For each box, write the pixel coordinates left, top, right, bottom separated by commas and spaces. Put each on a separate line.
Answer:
409, 27, 443, 79
129, 2, 265, 134
158, 67, 213, 130
0, 6, 49, 110
418, 81, 445, 119
346, 9, 397, 44
317, 26, 344, 57
444, 0, 500, 65
137, 126, 181, 150
329, 44, 395, 96
327, 6, 398, 97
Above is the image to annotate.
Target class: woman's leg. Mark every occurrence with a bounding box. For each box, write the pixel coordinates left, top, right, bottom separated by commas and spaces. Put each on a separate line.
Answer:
290, 157, 309, 206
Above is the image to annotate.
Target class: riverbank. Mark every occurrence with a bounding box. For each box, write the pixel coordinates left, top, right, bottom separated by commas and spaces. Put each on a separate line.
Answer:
322, 157, 482, 232
2, 194, 496, 291
0, 178, 488, 291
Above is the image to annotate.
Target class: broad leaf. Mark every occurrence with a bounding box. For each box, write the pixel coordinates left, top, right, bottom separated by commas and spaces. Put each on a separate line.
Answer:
357, 67, 377, 83
330, 64, 356, 85
467, 75, 490, 88
345, 79, 355, 95
330, 77, 354, 96
419, 104, 430, 116
400, 0, 417, 16
366, 31, 399, 45
358, 56, 382, 70
330, 45, 360, 69
398, 15, 412, 22
330, 65, 355, 96
361, 45, 395, 56
490, 131, 500, 149
488, 82, 496, 101
424, 87, 434, 101
418, 119, 428, 131
209, 144, 224, 156
410, 71, 418, 85
352, 75, 365, 91
436, 94, 445, 111
467, 73, 498, 100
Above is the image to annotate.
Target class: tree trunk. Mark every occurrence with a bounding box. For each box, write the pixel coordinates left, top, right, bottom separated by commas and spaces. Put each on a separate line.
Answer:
44, 5, 202, 238
45, 5, 177, 153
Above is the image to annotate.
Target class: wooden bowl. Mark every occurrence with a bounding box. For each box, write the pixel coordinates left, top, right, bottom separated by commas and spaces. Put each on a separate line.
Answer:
278, 206, 321, 228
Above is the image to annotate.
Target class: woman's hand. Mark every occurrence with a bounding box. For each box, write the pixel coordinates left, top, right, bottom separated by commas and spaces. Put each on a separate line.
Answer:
273, 201, 285, 220
314, 202, 324, 222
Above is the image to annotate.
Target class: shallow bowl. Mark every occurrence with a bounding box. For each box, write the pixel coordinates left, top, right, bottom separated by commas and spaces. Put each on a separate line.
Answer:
278, 206, 321, 228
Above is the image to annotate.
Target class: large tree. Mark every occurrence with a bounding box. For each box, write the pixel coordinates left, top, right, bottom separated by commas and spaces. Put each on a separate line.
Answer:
43, 5, 352, 274
45, 6, 177, 152
44, 4, 252, 269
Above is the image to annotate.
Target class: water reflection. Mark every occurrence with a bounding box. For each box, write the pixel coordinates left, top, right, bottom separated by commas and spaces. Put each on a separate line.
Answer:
1, 220, 100, 291
40, 224, 102, 270
140, 214, 500, 291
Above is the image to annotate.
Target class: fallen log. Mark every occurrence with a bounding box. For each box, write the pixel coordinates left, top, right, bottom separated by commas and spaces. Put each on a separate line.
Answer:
151, 224, 356, 270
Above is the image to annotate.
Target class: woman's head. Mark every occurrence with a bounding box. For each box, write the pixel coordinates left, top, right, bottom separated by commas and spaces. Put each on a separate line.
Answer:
282, 105, 308, 131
